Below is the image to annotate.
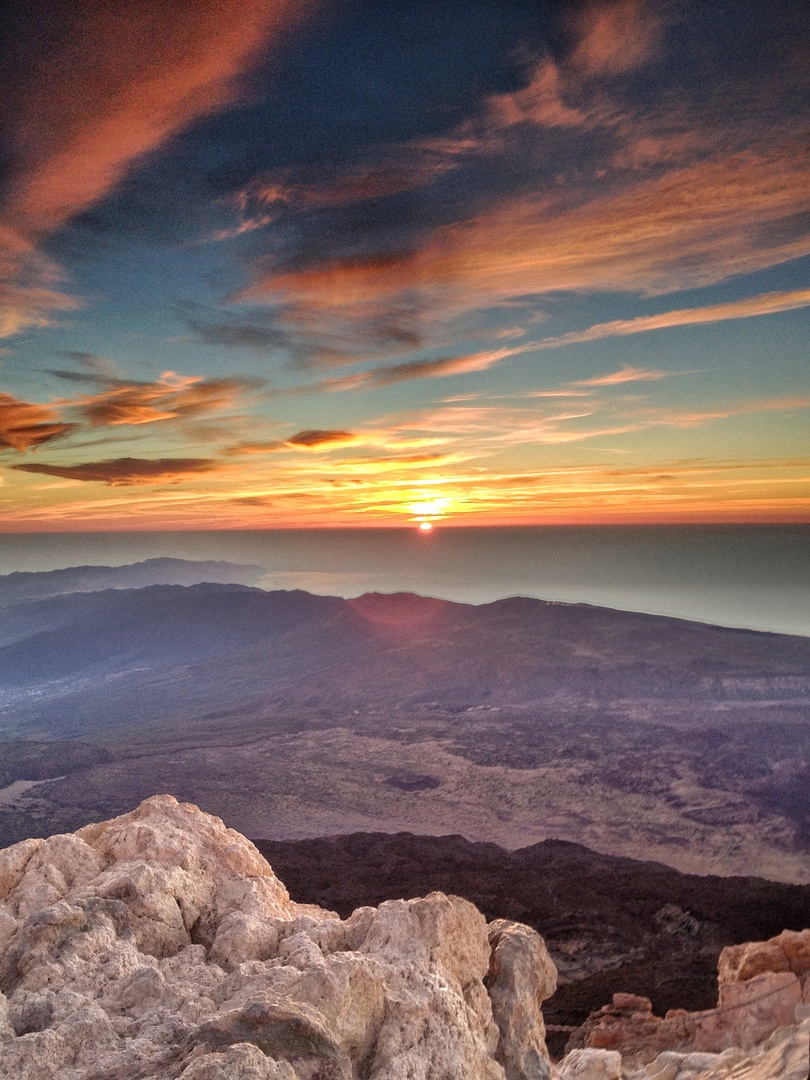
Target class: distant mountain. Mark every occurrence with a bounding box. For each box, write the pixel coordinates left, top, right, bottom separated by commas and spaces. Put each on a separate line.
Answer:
1, 584, 808, 699
255, 830, 810, 1046
0, 557, 265, 607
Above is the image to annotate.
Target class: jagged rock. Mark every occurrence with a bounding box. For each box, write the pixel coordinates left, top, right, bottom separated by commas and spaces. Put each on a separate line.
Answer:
718, 929, 810, 986
629, 1020, 810, 1079
566, 930, 810, 1076
2, 795, 808, 1080
0, 795, 555, 1080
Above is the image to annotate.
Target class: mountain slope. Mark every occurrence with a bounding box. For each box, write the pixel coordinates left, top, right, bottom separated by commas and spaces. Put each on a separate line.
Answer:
0, 581, 808, 882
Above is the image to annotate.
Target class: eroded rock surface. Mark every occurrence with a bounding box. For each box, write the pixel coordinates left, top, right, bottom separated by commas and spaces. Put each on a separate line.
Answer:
566, 929, 810, 1078
0, 795, 557, 1080
0, 796, 807, 1080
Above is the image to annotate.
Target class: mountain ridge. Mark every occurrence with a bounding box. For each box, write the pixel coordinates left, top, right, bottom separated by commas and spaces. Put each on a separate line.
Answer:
0, 572, 808, 885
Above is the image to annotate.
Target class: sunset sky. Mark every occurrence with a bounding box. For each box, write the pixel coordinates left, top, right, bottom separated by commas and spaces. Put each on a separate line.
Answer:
1, 0, 808, 529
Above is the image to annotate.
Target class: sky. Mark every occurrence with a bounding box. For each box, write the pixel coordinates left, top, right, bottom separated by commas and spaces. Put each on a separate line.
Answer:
0, 0, 808, 531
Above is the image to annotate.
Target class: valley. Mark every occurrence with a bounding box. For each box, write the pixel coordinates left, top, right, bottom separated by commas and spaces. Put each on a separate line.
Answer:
0, 564, 806, 882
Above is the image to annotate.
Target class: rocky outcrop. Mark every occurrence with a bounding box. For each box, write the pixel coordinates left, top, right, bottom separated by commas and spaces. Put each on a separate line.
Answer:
254, 829, 810, 1040
0, 796, 557, 1080
0, 796, 807, 1080
566, 929, 810, 1078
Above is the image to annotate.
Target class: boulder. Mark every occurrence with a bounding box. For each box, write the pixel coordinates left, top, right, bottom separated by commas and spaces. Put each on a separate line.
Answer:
0, 795, 556, 1080
486, 918, 558, 1080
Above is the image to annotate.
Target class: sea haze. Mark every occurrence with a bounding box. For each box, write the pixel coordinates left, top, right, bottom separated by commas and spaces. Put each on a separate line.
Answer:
0, 524, 807, 636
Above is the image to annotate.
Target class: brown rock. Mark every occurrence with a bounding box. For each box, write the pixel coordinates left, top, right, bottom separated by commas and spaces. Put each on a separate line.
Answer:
718, 929, 810, 985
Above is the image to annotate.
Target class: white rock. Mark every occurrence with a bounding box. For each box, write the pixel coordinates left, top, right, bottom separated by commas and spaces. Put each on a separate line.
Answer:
0, 795, 559, 1080
555, 1047, 623, 1079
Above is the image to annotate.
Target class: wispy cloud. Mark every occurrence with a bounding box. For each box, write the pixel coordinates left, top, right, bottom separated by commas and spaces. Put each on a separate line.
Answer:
286, 429, 356, 448
570, 0, 664, 76
0, 0, 309, 338
534, 288, 810, 351
0, 229, 81, 338
656, 395, 810, 429
55, 370, 264, 428
11, 456, 223, 486
312, 346, 532, 392
573, 365, 672, 386
240, 144, 810, 343
0, 392, 77, 452
221, 0, 808, 364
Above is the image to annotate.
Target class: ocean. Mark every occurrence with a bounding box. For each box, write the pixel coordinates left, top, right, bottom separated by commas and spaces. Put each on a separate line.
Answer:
0, 524, 808, 637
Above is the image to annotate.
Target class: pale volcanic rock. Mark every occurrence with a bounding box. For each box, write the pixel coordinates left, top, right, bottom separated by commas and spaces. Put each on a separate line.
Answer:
1, 794, 809, 1080
486, 918, 558, 1080
0, 795, 555, 1080
555, 1048, 623, 1079
631, 1021, 810, 1080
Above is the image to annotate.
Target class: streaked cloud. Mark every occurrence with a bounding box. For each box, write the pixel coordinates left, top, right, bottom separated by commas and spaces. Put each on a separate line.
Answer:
1, 1, 307, 237
0, 0, 310, 338
573, 366, 672, 387
0, 230, 81, 339
0, 393, 77, 452
658, 395, 810, 429
313, 346, 531, 393
51, 369, 264, 428
241, 144, 810, 342
1, 1, 807, 529
286, 429, 356, 448
11, 456, 223, 486
535, 288, 810, 351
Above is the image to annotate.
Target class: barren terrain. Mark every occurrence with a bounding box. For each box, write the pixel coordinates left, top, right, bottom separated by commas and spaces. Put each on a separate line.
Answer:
0, 573, 807, 882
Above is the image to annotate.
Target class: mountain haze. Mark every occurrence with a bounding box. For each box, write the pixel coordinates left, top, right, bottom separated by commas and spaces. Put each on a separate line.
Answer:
0, 567, 807, 883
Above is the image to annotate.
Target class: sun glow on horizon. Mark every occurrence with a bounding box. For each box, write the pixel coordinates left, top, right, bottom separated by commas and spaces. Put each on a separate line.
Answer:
419, 521, 433, 531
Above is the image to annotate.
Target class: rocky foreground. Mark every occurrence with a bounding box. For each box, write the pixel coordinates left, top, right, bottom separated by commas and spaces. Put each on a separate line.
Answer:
0, 797, 807, 1080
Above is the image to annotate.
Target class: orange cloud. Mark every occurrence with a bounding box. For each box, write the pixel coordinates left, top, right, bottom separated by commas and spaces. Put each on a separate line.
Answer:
571, 0, 663, 76
0, 228, 81, 338
233, 155, 459, 222
535, 288, 810, 350
573, 365, 671, 386
244, 145, 810, 327
12, 456, 222, 486
2, 1, 310, 237
659, 395, 810, 429
0, 0, 311, 337
286, 429, 356, 447
0, 393, 77, 452
314, 347, 530, 393
62, 371, 262, 427
480, 59, 588, 130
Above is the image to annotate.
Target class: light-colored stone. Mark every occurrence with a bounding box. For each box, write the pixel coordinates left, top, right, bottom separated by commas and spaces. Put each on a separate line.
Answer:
487, 918, 557, 1080
567, 940, 810, 1068
2, 795, 809, 1080
0, 795, 555, 1079
555, 1047, 623, 1079
718, 930, 810, 985
178, 1042, 297, 1079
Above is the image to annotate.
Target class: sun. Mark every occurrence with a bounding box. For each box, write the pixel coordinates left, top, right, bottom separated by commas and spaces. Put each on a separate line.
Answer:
418, 522, 433, 531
